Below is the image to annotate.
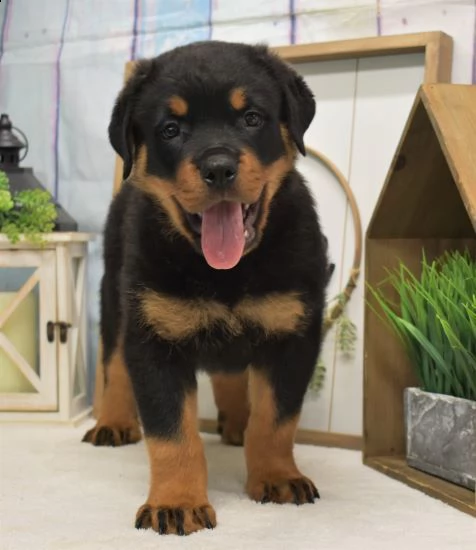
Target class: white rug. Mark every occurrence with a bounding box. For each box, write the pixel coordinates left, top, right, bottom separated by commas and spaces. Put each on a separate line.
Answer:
0, 420, 474, 550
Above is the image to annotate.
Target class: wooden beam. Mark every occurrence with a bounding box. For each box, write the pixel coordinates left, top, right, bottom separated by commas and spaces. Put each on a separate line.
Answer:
199, 419, 362, 450
274, 31, 452, 84
365, 456, 476, 518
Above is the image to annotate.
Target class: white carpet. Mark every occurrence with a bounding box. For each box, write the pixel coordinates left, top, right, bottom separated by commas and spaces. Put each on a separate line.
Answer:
0, 420, 474, 550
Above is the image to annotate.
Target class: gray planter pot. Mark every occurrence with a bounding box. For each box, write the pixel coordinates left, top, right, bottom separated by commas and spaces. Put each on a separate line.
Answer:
404, 388, 476, 491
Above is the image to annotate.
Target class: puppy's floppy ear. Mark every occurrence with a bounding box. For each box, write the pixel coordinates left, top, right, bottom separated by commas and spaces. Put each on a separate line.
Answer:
108, 59, 154, 179
254, 46, 315, 156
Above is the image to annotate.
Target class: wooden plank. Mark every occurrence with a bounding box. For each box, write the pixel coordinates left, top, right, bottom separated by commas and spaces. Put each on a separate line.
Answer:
367, 93, 475, 239
364, 239, 420, 458
0, 393, 62, 413
363, 238, 476, 459
274, 32, 450, 75
294, 428, 362, 450
0, 233, 95, 248
365, 456, 476, 517
423, 33, 453, 83
56, 245, 72, 419
1, 407, 92, 424
38, 250, 59, 411
199, 419, 362, 450
421, 84, 476, 228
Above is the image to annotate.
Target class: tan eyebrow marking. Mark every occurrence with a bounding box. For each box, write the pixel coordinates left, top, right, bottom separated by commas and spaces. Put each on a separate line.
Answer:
229, 87, 246, 110
168, 95, 188, 116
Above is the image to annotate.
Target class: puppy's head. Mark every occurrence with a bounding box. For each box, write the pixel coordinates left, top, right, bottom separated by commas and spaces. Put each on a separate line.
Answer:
109, 41, 315, 269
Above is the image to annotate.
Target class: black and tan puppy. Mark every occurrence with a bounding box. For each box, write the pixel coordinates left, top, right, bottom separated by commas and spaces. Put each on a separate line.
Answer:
83, 40, 330, 536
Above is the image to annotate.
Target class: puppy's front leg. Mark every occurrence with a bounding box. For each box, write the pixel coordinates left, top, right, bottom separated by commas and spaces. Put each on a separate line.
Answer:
124, 325, 216, 536
245, 330, 322, 505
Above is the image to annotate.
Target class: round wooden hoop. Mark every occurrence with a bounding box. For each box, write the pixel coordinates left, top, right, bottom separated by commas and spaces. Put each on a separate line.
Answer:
305, 146, 363, 335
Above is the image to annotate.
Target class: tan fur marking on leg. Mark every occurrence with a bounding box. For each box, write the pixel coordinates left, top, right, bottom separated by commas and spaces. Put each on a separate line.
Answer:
146, 393, 207, 507
245, 369, 319, 504
211, 371, 250, 445
83, 341, 141, 446
245, 369, 300, 481
138, 392, 216, 535
100, 346, 138, 424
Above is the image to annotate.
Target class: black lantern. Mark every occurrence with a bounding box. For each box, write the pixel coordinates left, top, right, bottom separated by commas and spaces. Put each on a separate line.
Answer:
0, 113, 28, 167
0, 113, 77, 231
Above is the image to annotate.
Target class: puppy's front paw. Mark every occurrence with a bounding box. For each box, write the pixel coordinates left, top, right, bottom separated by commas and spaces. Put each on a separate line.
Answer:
247, 474, 320, 505
135, 503, 217, 535
82, 423, 141, 447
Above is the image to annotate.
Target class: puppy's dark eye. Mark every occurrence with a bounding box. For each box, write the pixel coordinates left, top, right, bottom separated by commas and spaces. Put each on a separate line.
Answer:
161, 122, 180, 139
244, 111, 263, 128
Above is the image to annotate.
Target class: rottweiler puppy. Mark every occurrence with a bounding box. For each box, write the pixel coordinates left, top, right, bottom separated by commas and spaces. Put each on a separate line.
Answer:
83, 40, 330, 536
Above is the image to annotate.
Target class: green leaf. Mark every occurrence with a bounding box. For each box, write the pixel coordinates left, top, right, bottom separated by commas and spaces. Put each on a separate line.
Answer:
366, 248, 476, 401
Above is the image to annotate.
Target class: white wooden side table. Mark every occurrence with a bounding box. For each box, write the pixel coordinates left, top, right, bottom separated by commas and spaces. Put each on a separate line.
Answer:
0, 232, 95, 424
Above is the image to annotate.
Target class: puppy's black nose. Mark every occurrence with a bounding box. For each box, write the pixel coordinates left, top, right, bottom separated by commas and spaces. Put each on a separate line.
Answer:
200, 153, 237, 189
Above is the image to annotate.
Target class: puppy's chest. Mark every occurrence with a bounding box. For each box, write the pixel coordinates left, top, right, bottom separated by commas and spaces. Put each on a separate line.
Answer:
138, 288, 309, 342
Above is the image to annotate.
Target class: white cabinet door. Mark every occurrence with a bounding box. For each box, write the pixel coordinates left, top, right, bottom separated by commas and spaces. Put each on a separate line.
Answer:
0, 249, 58, 411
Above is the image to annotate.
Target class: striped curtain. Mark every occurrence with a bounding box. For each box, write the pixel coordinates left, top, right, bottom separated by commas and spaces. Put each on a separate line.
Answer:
0, 0, 474, 410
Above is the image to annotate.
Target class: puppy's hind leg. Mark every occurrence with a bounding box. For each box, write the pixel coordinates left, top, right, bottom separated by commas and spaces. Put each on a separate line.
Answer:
211, 371, 249, 446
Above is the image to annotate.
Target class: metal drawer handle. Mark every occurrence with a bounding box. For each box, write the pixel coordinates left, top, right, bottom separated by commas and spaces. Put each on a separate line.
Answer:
46, 321, 72, 343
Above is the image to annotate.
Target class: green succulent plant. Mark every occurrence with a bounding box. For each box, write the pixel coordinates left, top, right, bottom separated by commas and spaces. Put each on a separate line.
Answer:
0, 170, 57, 244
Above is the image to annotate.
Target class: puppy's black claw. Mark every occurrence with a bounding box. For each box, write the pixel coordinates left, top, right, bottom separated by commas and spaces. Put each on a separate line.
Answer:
313, 487, 320, 499
174, 509, 185, 536
94, 426, 114, 446
203, 509, 214, 530
135, 508, 150, 529
290, 482, 301, 506
158, 510, 167, 535
304, 484, 315, 503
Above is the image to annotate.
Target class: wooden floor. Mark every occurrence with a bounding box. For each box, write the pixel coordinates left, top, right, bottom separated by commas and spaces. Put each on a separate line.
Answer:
365, 456, 476, 518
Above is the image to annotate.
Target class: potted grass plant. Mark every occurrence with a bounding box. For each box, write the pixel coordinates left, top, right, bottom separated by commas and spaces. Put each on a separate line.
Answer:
368, 249, 476, 491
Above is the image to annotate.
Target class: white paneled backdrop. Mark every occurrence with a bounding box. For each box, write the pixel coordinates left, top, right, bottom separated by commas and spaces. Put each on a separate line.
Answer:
0, 0, 475, 436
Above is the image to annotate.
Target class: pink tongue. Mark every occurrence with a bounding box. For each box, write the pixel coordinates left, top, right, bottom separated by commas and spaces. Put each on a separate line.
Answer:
201, 201, 245, 269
